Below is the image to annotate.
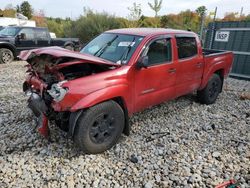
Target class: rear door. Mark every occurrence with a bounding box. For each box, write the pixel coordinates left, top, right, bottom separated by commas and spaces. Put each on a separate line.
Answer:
35, 28, 51, 47
15, 28, 36, 52
134, 36, 177, 112
175, 35, 204, 97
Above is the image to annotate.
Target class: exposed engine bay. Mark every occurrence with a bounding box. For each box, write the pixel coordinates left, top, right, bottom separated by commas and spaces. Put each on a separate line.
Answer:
28, 54, 114, 87
20, 49, 119, 137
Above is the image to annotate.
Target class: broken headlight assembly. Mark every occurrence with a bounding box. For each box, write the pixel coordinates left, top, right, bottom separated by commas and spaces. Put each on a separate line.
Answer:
47, 81, 68, 102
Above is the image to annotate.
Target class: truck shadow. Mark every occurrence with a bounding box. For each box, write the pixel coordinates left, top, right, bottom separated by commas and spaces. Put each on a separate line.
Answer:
0, 93, 201, 159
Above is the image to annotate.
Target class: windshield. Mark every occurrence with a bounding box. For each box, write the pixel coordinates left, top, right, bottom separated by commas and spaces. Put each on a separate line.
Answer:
81, 33, 144, 64
0, 27, 19, 36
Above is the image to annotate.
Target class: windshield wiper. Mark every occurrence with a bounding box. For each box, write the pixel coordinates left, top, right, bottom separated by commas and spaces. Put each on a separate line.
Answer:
119, 37, 136, 64
94, 35, 118, 57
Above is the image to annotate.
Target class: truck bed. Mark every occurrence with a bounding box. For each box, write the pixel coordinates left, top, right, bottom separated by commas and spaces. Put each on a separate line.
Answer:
200, 49, 233, 90
202, 49, 231, 56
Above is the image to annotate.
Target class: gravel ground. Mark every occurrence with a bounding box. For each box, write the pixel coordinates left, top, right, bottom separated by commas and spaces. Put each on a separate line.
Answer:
0, 61, 250, 188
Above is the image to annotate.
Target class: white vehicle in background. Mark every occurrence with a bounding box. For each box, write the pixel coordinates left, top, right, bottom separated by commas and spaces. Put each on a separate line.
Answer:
50, 32, 57, 38
0, 14, 36, 27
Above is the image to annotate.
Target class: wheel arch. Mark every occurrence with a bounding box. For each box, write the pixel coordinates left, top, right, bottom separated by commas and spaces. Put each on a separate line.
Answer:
64, 41, 74, 48
199, 67, 225, 91
0, 42, 17, 57
112, 97, 130, 136
68, 96, 130, 139
214, 69, 224, 92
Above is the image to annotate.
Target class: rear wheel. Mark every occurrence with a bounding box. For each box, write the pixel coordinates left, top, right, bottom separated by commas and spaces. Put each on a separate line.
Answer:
197, 74, 222, 104
0, 48, 14, 64
73, 100, 125, 154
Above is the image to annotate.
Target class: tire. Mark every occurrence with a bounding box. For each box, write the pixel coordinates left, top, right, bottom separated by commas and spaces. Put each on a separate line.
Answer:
73, 100, 125, 154
65, 45, 74, 51
0, 48, 14, 64
197, 74, 222, 105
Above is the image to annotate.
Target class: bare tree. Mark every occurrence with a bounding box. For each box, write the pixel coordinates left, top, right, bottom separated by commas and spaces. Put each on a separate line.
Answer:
148, 0, 163, 17
127, 2, 142, 21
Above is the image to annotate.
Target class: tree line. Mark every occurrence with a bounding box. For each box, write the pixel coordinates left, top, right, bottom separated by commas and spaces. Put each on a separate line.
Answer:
0, 1, 250, 43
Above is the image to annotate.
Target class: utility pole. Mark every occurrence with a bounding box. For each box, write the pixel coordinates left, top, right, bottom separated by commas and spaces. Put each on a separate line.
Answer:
209, 7, 217, 49
240, 7, 243, 17
199, 12, 206, 41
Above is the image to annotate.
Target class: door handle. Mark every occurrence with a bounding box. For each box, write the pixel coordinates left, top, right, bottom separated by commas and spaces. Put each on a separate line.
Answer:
196, 62, 203, 68
168, 68, 176, 73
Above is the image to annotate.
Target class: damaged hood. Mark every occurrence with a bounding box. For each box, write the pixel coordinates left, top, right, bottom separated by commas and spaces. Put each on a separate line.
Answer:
19, 46, 121, 67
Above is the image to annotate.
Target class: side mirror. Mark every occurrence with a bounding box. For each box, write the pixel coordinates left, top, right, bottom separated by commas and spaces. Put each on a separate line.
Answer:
17, 33, 26, 40
136, 56, 149, 69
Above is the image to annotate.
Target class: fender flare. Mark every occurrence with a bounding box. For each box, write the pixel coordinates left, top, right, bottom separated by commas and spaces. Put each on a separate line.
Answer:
70, 85, 130, 112
0, 42, 17, 57
64, 41, 74, 48
199, 62, 225, 90
68, 85, 130, 137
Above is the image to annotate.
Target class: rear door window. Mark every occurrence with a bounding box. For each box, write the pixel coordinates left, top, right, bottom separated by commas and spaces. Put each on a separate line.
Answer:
176, 37, 197, 59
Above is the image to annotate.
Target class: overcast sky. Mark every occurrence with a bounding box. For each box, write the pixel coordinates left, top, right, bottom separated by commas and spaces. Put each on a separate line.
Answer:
1, 0, 249, 19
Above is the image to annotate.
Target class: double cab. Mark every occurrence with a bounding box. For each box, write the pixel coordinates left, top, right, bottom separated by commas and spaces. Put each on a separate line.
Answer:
20, 28, 233, 154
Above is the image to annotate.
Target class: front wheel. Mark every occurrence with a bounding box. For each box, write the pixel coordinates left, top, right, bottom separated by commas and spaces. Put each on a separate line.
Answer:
73, 100, 125, 154
0, 48, 14, 64
197, 74, 222, 105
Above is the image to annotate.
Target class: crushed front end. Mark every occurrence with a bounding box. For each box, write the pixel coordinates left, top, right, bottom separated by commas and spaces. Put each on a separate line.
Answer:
23, 64, 69, 138
20, 47, 119, 138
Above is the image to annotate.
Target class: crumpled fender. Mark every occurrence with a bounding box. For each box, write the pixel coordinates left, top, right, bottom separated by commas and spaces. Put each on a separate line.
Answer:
70, 84, 130, 112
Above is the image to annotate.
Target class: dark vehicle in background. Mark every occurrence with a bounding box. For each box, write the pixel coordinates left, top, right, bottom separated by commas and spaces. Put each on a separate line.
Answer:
0, 26, 81, 64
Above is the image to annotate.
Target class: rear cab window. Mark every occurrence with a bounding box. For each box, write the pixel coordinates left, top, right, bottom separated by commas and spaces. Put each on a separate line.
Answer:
176, 37, 197, 59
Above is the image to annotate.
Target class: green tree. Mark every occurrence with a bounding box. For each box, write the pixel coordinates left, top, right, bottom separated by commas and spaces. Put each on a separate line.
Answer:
148, 0, 163, 17
16, 5, 21, 13
139, 15, 160, 27
47, 17, 71, 37
245, 14, 250, 21
20, 1, 33, 19
160, 10, 200, 33
222, 12, 240, 21
0, 4, 16, 17
196, 6, 207, 18
66, 9, 122, 43
196, 6, 207, 39
32, 10, 47, 27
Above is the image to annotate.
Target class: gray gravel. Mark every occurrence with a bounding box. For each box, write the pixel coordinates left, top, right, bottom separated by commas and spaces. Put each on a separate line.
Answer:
0, 61, 250, 188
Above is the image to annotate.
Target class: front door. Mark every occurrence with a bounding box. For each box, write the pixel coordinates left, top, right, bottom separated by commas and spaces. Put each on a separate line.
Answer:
16, 28, 37, 53
134, 36, 177, 112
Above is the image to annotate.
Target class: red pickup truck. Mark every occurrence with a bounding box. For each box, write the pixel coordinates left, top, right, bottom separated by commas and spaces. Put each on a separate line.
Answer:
20, 28, 233, 154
